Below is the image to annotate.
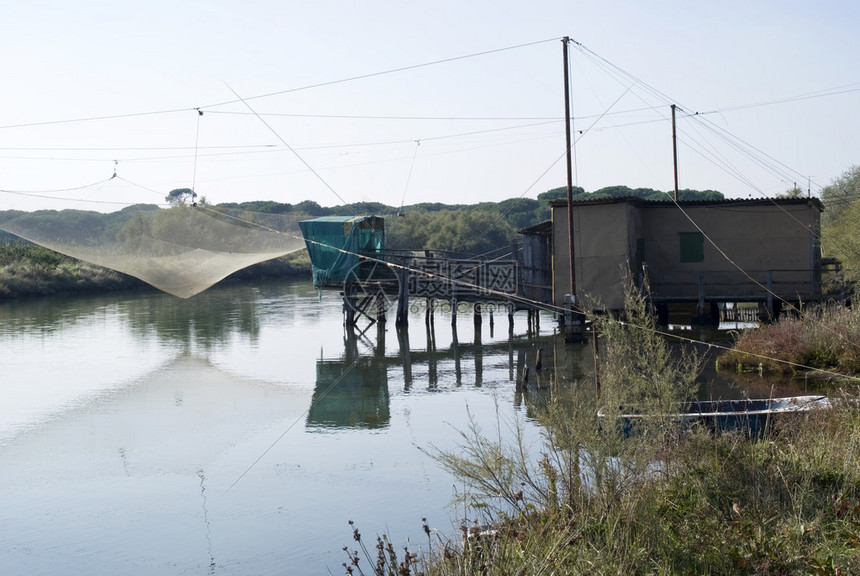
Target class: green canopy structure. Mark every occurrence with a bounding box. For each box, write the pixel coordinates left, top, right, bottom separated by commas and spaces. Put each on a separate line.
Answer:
298, 215, 385, 287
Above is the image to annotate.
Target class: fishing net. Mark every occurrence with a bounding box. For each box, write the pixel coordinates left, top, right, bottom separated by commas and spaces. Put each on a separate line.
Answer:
0, 204, 307, 298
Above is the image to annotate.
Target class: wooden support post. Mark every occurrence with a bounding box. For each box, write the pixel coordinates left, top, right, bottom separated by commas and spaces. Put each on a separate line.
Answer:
451, 322, 461, 385
396, 268, 409, 327
473, 303, 482, 331
451, 297, 458, 328
344, 279, 356, 328
375, 314, 386, 357
376, 292, 386, 324
516, 349, 526, 390
474, 335, 483, 386
396, 324, 412, 388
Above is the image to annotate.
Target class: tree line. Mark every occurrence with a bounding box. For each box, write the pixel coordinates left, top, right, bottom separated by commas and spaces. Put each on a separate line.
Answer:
3, 173, 858, 289
216, 185, 725, 255
820, 165, 860, 285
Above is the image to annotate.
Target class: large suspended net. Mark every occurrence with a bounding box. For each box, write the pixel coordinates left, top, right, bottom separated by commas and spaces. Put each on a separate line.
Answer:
0, 204, 307, 298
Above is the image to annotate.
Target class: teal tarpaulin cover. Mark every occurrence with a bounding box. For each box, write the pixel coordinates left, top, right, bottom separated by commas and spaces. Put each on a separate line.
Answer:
298, 216, 384, 287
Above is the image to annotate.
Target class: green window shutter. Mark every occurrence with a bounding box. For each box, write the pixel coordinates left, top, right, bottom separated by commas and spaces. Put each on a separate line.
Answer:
679, 232, 704, 263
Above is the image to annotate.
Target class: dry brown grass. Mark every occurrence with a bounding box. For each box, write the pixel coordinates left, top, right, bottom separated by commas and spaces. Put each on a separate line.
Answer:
718, 304, 860, 376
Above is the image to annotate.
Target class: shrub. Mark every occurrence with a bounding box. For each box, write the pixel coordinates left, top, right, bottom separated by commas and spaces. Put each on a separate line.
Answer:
719, 303, 860, 377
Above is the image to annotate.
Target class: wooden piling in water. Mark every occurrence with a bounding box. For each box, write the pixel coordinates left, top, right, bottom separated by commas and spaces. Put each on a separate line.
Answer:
376, 293, 386, 324
344, 279, 356, 328
395, 268, 409, 327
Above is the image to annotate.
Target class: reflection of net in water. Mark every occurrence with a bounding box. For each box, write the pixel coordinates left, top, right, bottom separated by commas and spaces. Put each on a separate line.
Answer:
0, 205, 307, 298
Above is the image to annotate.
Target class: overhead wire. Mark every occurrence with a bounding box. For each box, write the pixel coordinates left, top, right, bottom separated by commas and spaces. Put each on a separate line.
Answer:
1, 38, 855, 490
195, 198, 848, 384
0, 107, 194, 131
397, 140, 420, 216
564, 38, 860, 356
201, 37, 562, 111
4, 37, 858, 419
467, 80, 634, 253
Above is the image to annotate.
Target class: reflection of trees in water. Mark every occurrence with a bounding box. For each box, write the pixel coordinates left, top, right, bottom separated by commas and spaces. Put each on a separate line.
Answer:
121, 287, 265, 348
0, 280, 321, 349
118, 281, 322, 347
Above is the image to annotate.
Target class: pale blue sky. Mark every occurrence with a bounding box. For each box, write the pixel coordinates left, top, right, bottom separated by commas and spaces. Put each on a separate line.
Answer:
1, 0, 857, 211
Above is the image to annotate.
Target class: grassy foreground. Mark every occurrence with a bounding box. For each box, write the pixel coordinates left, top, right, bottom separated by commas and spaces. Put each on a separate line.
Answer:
344, 287, 860, 575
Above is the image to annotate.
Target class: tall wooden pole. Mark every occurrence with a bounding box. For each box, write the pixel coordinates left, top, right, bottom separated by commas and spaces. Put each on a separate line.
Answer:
671, 104, 679, 202
563, 37, 585, 342
563, 37, 576, 300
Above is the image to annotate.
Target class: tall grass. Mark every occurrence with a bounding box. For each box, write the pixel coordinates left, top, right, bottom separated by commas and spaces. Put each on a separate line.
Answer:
344, 283, 860, 575
718, 303, 860, 375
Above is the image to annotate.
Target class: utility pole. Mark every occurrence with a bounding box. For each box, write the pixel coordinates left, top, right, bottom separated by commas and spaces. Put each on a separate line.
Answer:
563, 37, 576, 300
562, 37, 584, 341
671, 104, 679, 202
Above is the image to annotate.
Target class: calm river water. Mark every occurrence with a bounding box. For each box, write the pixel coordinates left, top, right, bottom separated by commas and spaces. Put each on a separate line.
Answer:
0, 279, 808, 575
0, 279, 597, 575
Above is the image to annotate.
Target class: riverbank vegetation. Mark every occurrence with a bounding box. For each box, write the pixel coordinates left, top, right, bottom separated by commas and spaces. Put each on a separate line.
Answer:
220, 185, 723, 254
821, 165, 860, 287
343, 284, 860, 575
718, 303, 860, 377
0, 242, 310, 299
0, 242, 144, 297
0, 184, 725, 298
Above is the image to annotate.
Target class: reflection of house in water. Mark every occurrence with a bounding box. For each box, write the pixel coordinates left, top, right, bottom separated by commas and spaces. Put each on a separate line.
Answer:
307, 358, 390, 430
308, 322, 596, 431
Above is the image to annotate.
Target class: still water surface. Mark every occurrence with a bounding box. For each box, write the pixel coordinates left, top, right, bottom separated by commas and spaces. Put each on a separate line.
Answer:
1, 280, 588, 575
0, 279, 806, 575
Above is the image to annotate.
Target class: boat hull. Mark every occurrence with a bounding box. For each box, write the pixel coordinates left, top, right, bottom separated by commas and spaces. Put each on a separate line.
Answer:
602, 395, 831, 437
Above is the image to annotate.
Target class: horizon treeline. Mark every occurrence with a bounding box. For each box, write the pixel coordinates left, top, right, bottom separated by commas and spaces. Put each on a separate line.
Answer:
0, 185, 724, 254
218, 185, 725, 254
